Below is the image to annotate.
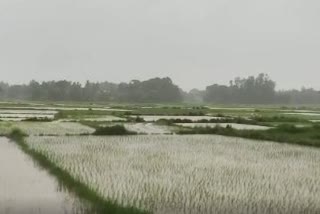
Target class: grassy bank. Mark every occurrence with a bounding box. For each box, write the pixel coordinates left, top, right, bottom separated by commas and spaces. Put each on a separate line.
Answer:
8, 128, 148, 214
178, 124, 320, 148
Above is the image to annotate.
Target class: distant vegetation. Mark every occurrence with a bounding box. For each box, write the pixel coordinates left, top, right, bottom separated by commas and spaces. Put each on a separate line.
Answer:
202, 73, 320, 104
155, 117, 259, 125
22, 117, 53, 122
0, 74, 320, 104
204, 73, 276, 104
0, 77, 182, 103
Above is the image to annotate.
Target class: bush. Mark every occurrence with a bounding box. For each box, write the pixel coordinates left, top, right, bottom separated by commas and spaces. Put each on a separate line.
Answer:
9, 128, 27, 141
134, 116, 145, 123
23, 117, 53, 122
93, 125, 136, 136
155, 119, 173, 126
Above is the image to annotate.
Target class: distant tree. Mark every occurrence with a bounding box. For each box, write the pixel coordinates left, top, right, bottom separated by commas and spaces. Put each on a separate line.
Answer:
204, 73, 276, 104
117, 77, 182, 103
1, 74, 320, 104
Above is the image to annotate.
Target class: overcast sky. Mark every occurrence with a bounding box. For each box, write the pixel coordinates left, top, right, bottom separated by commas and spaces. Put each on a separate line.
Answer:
0, 0, 319, 90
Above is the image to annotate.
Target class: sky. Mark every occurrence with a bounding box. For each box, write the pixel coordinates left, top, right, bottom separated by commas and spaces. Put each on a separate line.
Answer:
0, 0, 319, 91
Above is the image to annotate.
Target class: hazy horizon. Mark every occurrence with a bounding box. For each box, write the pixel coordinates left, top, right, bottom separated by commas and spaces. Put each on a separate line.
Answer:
1, 0, 319, 91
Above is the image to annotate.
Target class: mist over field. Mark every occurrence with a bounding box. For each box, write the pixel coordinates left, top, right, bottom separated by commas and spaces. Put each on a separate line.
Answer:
0, 0, 320, 91
1, 1, 320, 214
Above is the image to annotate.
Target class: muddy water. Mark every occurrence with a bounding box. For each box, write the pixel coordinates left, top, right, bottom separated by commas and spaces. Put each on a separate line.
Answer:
0, 137, 88, 214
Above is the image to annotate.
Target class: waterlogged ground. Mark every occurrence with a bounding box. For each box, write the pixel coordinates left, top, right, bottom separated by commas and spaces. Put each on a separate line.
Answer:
0, 137, 89, 214
27, 135, 320, 214
1, 102, 320, 214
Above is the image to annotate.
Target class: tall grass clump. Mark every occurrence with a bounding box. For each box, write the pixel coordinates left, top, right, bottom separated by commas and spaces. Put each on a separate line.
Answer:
8, 128, 28, 141
178, 124, 320, 147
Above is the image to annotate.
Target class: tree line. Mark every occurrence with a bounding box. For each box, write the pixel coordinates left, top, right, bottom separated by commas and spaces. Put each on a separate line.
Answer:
0, 74, 319, 104
0, 77, 182, 103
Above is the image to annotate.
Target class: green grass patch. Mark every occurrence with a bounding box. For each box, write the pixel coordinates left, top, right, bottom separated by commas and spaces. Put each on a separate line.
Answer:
55, 110, 126, 120
131, 107, 207, 116
178, 124, 320, 148
155, 117, 270, 127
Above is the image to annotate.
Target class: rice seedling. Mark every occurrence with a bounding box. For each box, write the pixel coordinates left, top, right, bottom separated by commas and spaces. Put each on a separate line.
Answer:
0, 114, 55, 119
0, 109, 57, 121
0, 122, 94, 136
26, 135, 320, 214
0, 109, 58, 115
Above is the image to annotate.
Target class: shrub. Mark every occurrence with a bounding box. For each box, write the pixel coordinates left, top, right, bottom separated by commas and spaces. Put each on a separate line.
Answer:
23, 117, 53, 122
276, 124, 306, 134
134, 116, 145, 123
93, 125, 137, 136
8, 128, 27, 141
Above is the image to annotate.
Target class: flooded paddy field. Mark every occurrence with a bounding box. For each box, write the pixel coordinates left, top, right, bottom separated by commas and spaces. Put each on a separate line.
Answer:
1, 102, 320, 214
26, 135, 320, 214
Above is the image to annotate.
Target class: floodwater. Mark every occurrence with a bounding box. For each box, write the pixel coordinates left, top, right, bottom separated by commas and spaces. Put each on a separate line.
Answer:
0, 137, 89, 214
